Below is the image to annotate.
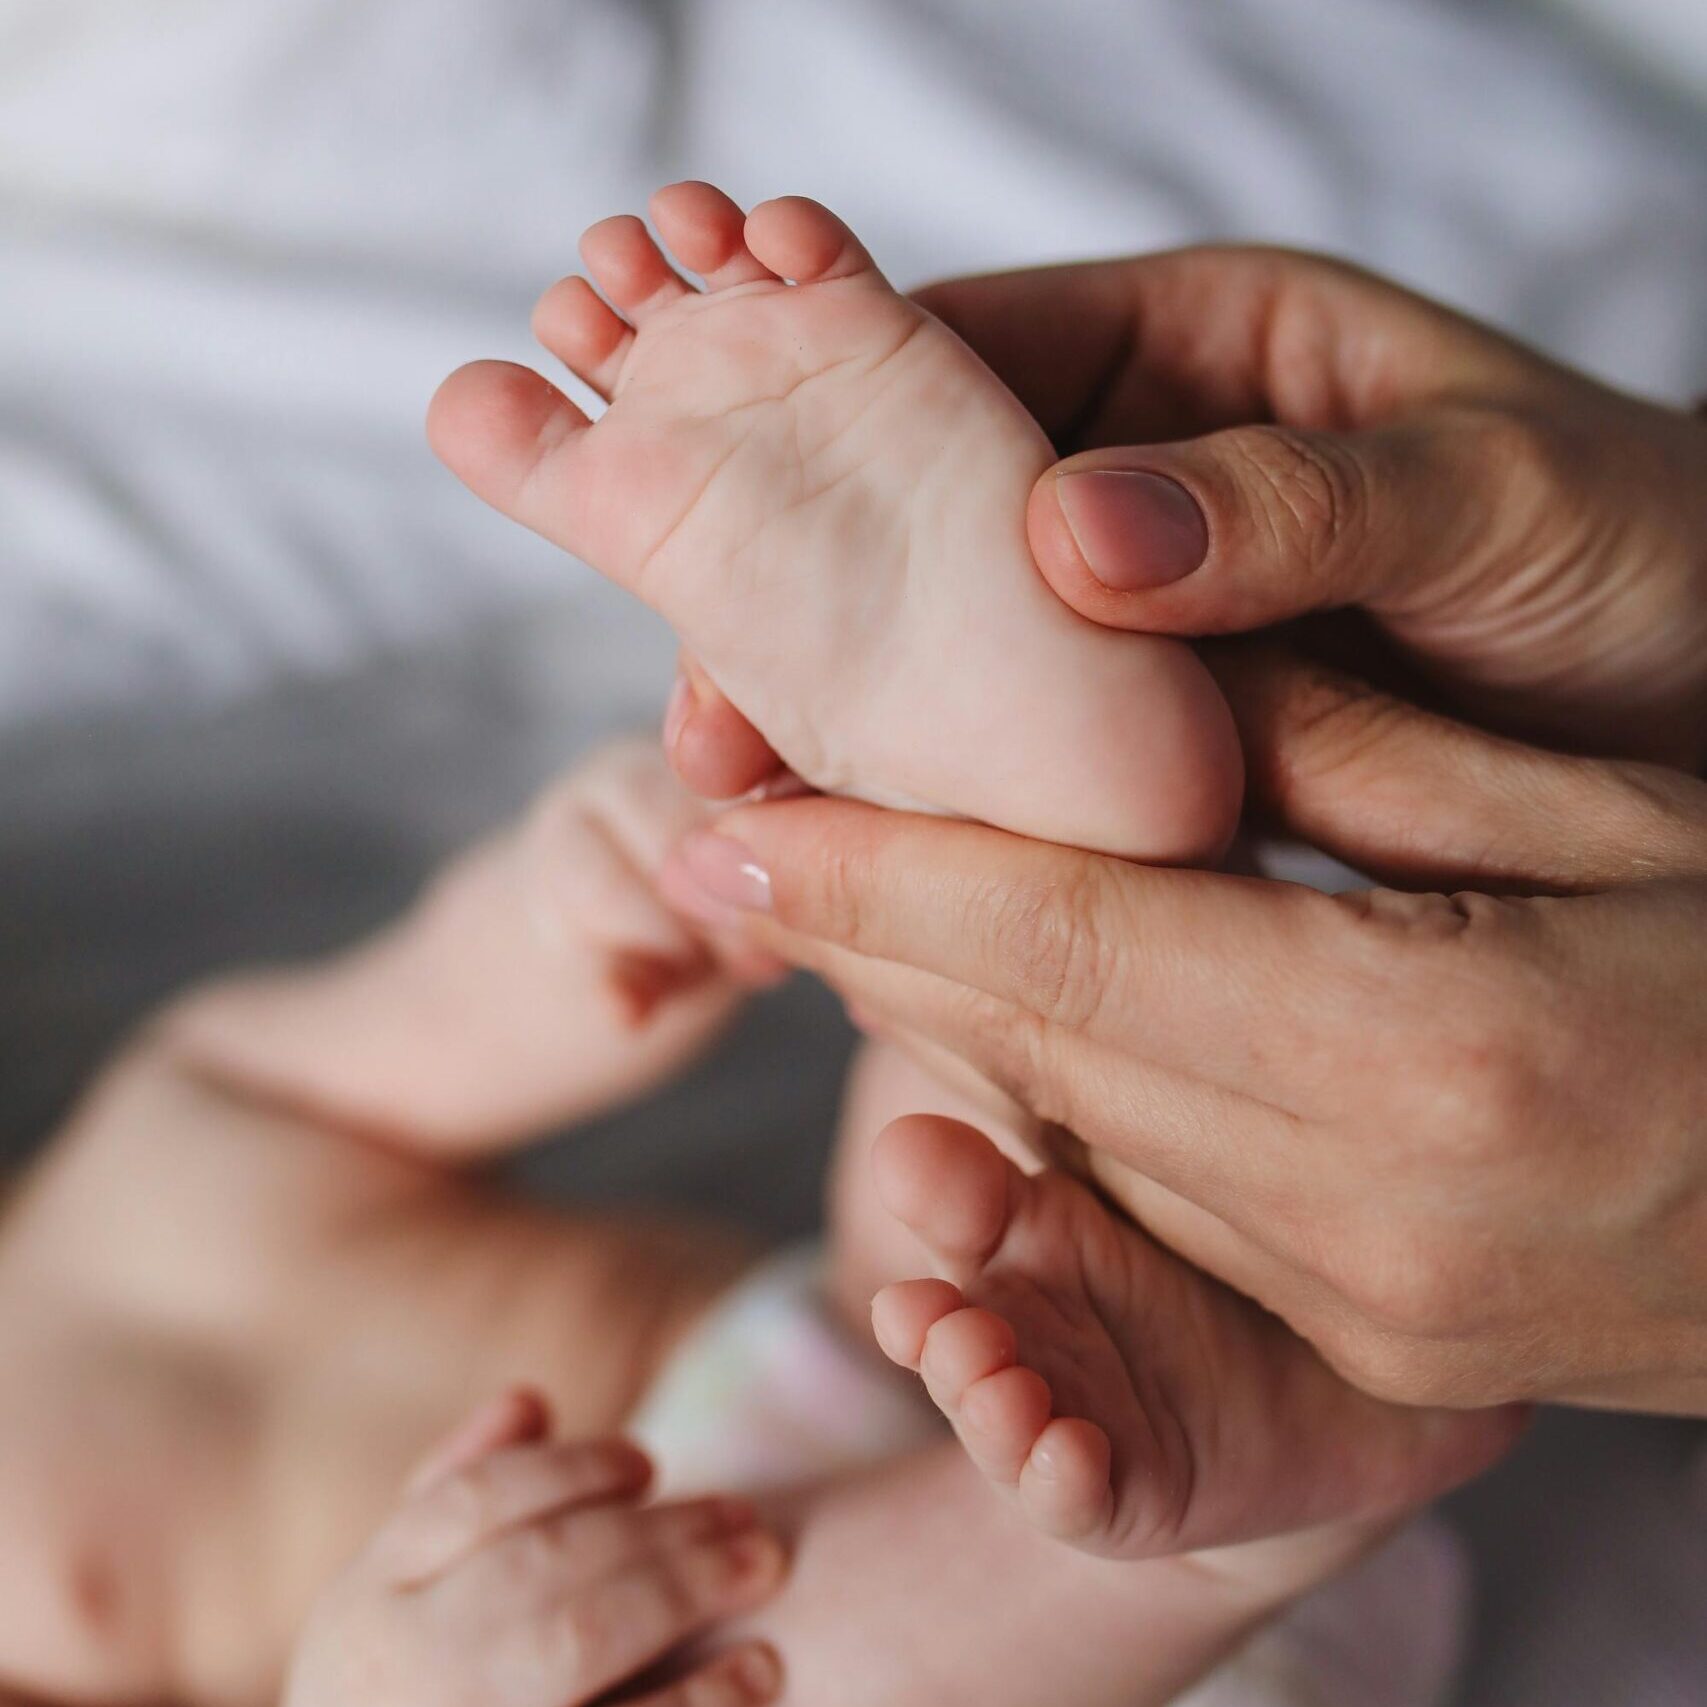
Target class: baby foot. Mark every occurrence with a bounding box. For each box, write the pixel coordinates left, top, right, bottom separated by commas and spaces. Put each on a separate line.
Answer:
429, 183, 1241, 863
869, 1116, 1526, 1560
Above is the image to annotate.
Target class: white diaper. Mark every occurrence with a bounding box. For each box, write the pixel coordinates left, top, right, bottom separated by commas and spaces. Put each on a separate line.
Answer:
627, 1244, 941, 1497
629, 1243, 1471, 1707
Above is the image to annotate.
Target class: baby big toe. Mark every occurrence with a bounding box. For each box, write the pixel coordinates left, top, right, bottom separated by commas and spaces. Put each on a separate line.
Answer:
872, 1114, 1014, 1276
744, 195, 882, 285
427, 360, 592, 537
580, 213, 691, 323
649, 180, 778, 290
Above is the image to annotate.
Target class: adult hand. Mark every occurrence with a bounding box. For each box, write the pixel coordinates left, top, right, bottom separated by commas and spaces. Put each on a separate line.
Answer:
659, 644, 1707, 1417
667, 247, 1707, 794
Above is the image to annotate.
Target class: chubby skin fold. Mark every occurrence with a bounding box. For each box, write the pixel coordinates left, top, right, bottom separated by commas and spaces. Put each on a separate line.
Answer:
428, 182, 1243, 863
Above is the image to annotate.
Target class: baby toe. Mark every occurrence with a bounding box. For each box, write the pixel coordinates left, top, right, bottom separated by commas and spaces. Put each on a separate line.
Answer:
532, 275, 633, 401
1018, 1418, 1116, 1544
870, 1277, 964, 1371
872, 1115, 1015, 1277
917, 1305, 1017, 1410
580, 213, 692, 323
957, 1364, 1054, 1485
744, 195, 882, 285
427, 360, 592, 536
649, 180, 778, 290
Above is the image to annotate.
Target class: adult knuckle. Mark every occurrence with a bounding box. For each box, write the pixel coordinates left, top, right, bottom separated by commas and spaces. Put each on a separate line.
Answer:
1234, 424, 1368, 581
1450, 403, 1595, 559
1415, 1035, 1540, 1170
986, 862, 1115, 1030
1328, 1325, 1456, 1407
1330, 884, 1471, 944
1400, 930, 1557, 1170
1337, 1228, 1485, 1343
804, 834, 872, 948
952, 993, 1059, 1116
1267, 670, 1419, 802
1327, 893, 1551, 1125
1466, 404, 1575, 498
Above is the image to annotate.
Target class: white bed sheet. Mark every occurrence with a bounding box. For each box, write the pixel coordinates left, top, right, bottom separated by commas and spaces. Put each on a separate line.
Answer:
2, 0, 1705, 729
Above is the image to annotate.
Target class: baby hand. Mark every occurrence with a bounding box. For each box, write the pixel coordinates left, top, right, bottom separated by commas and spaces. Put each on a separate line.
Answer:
285, 1390, 786, 1707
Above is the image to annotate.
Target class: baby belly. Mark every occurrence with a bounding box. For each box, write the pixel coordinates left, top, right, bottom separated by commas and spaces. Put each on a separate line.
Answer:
0, 1313, 244, 1707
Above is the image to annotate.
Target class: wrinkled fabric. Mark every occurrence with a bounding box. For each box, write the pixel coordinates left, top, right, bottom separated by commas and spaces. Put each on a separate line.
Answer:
1, 0, 1705, 726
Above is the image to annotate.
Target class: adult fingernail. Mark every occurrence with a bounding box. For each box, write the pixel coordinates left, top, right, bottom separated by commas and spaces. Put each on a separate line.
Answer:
1055, 469, 1207, 589
679, 830, 773, 914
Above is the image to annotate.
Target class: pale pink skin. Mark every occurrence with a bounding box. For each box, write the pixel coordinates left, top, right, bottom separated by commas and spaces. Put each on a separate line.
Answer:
866, 1109, 1524, 1561
427, 183, 1242, 864
284, 1394, 787, 1707
0, 739, 1374, 1707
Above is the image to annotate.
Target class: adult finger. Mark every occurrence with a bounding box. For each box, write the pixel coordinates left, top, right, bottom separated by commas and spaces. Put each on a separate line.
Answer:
764, 925, 1323, 1224
1027, 402, 1583, 640
1216, 644, 1707, 891
932, 248, 1593, 644
817, 941, 1400, 1349
660, 800, 1356, 1102
915, 246, 1531, 448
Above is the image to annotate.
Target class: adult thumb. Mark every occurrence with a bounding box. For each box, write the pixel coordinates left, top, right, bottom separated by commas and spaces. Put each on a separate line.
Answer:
1027, 407, 1547, 641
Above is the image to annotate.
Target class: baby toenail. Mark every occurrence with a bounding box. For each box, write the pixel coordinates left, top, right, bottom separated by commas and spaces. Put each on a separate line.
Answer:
1055, 469, 1208, 590
679, 830, 774, 913
1029, 1437, 1068, 1477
